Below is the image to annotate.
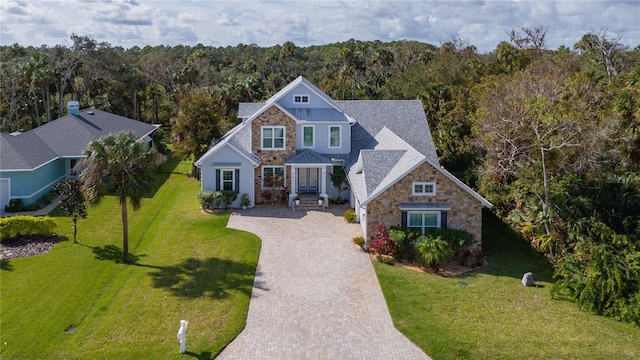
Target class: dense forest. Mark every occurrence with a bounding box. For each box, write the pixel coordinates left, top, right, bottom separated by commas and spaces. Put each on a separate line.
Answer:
2, 27, 639, 325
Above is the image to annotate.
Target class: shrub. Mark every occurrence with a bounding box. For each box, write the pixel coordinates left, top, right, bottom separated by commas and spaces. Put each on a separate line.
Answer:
261, 191, 273, 203
370, 224, 398, 257
352, 236, 365, 247
5, 199, 25, 213
198, 190, 238, 209
240, 193, 251, 207
0, 216, 57, 241
197, 190, 222, 210
389, 228, 414, 261
220, 190, 238, 208
5, 191, 58, 213
343, 209, 357, 223
413, 234, 452, 271
377, 254, 396, 265
424, 228, 474, 252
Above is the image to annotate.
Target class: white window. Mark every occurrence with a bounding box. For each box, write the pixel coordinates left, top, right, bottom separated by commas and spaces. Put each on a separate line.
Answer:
221, 169, 235, 191
294, 94, 310, 104
408, 212, 440, 233
262, 166, 286, 189
329, 126, 341, 148
413, 182, 436, 196
262, 126, 285, 150
302, 125, 314, 148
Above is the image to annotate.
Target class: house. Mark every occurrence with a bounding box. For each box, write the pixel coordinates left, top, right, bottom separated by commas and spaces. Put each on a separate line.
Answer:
195, 76, 492, 245
0, 102, 159, 212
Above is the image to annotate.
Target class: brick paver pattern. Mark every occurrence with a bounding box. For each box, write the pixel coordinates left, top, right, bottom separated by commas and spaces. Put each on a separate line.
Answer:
216, 207, 430, 359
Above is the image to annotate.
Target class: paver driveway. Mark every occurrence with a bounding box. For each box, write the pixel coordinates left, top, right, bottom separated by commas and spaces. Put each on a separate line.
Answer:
216, 207, 430, 359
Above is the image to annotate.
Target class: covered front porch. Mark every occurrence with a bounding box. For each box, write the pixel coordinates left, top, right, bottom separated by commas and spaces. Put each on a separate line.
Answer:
286, 150, 335, 207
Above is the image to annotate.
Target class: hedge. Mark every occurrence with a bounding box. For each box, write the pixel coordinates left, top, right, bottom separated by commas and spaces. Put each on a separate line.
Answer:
0, 216, 57, 241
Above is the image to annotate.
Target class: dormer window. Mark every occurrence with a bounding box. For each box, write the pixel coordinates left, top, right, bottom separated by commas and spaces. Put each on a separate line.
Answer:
293, 94, 309, 104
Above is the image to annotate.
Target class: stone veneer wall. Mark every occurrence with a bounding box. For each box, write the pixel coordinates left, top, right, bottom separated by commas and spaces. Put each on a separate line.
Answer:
251, 106, 297, 203
365, 161, 483, 247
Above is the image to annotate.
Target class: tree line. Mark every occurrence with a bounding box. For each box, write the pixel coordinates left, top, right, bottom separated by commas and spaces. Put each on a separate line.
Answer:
2, 27, 639, 324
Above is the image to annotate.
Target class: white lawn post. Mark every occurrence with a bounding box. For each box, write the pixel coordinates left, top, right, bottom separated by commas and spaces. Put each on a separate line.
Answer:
177, 320, 188, 353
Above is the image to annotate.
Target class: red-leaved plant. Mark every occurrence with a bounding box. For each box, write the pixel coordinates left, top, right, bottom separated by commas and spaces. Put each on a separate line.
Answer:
370, 224, 398, 257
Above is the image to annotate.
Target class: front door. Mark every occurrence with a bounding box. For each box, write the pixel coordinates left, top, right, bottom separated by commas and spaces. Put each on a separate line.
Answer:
298, 168, 319, 193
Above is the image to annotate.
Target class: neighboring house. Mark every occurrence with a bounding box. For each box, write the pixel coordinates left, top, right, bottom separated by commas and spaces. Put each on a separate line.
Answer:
195, 76, 492, 246
0, 101, 159, 211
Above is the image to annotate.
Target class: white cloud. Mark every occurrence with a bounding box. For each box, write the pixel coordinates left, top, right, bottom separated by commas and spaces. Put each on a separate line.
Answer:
217, 12, 239, 26
0, 1, 637, 52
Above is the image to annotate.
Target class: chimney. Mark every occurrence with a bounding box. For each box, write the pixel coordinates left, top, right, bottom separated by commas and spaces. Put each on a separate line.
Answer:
67, 101, 80, 115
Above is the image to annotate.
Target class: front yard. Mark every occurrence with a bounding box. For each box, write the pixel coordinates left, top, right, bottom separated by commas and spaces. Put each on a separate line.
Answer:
0, 159, 261, 359
376, 210, 640, 359
3, 157, 638, 359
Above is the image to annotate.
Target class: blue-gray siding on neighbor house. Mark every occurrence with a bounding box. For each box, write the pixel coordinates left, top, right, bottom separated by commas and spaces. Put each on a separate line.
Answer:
1, 159, 66, 204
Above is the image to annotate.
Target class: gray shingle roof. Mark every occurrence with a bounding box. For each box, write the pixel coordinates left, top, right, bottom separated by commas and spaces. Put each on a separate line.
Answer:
228, 125, 261, 164
347, 127, 426, 201
0, 132, 58, 170
1, 108, 158, 171
238, 103, 263, 118
336, 100, 438, 166
286, 150, 332, 165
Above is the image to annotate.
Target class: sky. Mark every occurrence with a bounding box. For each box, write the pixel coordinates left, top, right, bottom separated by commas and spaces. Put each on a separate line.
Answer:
1, 0, 638, 53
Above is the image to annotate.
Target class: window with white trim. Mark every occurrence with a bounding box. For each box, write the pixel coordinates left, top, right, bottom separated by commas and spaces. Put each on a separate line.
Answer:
221, 169, 235, 191
413, 182, 436, 196
293, 94, 309, 104
302, 125, 314, 148
262, 166, 286, 189
329, 125, 341, 148
408, 212, 440, 233
262, 126, 285, 150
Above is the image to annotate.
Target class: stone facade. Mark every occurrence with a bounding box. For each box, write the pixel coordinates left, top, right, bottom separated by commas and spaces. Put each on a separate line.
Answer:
365, 161, 483, 247
251, 106, 297, 203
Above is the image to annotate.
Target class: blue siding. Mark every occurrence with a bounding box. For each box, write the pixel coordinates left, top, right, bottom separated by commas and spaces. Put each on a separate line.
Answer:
2, 159, 65, 204
295, 123, 351, 154
277, 84, 333, 109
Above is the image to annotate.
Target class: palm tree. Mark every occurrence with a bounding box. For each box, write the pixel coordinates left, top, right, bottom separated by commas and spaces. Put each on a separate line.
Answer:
80, 131, 165, 264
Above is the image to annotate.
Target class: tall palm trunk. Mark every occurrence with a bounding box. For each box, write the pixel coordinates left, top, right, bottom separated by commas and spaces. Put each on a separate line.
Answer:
121, 201, 129, 264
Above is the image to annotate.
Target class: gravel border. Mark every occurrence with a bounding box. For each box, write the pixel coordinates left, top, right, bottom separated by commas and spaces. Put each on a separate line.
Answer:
0, 236, 63, 261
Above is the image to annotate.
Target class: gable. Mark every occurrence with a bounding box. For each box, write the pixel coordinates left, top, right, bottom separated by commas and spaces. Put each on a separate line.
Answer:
251, 106, 298, 155
264, 76, 341, 111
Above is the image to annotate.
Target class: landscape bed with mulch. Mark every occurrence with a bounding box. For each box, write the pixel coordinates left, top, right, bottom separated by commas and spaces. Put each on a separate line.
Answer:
0, 236, 63, 261
371, 252, 489, 277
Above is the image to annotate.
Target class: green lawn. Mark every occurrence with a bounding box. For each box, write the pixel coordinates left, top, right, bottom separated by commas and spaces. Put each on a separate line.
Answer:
0, 159, 261, 359
376, 210, 640, 360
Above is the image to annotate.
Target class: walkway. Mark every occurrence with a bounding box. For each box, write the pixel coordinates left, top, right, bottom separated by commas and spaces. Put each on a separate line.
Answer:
217, 207, 430, 359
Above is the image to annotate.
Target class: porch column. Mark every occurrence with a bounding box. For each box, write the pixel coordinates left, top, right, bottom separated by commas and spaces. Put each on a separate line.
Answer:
290, 166, 297, 196
320, 166, 327, 197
